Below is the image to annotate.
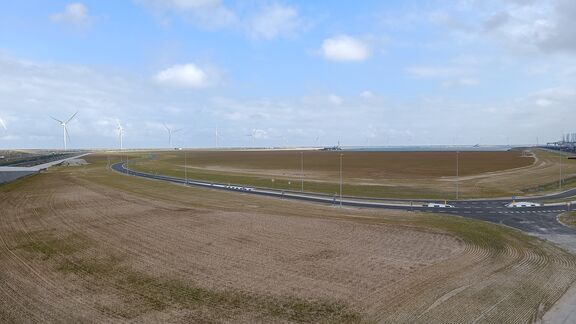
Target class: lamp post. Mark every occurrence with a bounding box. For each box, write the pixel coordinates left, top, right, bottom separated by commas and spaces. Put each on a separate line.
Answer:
184, 151, 188, 184
339, 153, 343, 208
300, 151, 304, 192
560, 154, 563, 190
456, 151, 460, 200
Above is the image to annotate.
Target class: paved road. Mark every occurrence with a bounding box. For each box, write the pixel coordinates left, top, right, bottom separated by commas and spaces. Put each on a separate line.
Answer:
1, 153, 90, 185
112, 162, 576, 236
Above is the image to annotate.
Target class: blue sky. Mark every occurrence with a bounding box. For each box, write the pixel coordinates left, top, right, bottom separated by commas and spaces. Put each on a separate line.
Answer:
0, 0, 575, 149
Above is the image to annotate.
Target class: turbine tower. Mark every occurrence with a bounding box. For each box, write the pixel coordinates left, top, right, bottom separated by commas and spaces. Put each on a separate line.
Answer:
164, 123, 182, 148
215, 127, 223, 147
246, 129, 256, 146
51, 111, 78, 150
117, 120, 125, 150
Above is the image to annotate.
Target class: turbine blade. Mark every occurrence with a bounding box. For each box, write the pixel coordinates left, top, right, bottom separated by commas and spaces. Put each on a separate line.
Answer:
51, 116, 63, 124
0, 117, 6, 130
66, 111, 79, 124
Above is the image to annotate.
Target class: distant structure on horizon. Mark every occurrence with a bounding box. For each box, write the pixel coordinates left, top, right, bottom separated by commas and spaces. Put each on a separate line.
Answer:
320, 145, 342, 151
546, 133, 576, 153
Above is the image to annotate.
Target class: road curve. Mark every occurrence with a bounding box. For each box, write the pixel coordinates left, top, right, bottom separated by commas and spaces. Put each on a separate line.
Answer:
112, 161, 576, 236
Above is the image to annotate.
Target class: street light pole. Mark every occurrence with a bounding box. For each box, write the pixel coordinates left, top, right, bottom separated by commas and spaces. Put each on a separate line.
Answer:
185, 151, 188, 184
300, 152, 304, 192
560, 154, 563, 190
340, 153, 343, 208
456, 151, 460, 200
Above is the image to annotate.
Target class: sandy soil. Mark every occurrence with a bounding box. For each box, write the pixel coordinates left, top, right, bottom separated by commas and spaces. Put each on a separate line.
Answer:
1, 158, 575, 322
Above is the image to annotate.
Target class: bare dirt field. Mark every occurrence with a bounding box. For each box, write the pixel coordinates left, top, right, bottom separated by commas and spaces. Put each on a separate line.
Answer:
0, 154, 575, 323
130, 149, 576, 199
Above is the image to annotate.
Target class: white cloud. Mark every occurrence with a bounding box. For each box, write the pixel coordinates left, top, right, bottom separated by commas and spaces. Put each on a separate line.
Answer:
406, 66, 468, 78
136, 1, 309, 39
0, 52, 573, 148
154, 64, 212, 89
50, 3, 91, 27
134, 0, 236, 29
252, 128, 268, 139
442, 78, 480, 87
301, 94, 344, 106
320, 35, 370, 62
439, 0, 576, 55
247, 3, 304, 40
360, 91, 375, 99
531, 87, 576, 107
328, 94, 343, 105
149, 0, 221, 10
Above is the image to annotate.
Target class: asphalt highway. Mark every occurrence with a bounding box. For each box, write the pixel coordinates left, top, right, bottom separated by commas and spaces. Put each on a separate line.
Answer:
112, 162, 575, 236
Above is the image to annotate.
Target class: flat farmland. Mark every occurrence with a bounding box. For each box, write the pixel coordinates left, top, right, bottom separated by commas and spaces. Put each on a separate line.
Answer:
1, 153, 575, 323
129, 149, 575, 199
159, 150, 533, 178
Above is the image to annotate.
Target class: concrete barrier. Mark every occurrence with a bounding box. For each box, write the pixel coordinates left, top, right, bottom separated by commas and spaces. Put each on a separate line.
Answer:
0, 167, 38, 184
0, 153, 89, 185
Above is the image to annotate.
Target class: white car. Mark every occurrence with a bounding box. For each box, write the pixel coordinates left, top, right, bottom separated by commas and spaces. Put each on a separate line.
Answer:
426, 203, 455, 208
506, 201, 541, 208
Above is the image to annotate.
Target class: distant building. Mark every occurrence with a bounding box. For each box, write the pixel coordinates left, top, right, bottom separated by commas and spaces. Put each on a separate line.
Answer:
320, 146, 342, 151
546, 132, 576, 153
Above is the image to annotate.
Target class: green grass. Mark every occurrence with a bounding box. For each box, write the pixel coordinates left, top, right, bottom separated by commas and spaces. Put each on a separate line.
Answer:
58, 256, 122, 276
521, 176, 576, 194
0, 172, 39, 190
57, 255, 362, 322
14, 222, 361, 323
409, 214, 548, 256
560, 211, 576, 229
16, 231, 90, 260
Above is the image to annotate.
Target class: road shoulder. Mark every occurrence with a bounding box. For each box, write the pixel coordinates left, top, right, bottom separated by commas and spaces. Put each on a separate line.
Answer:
543, 282, 576, 324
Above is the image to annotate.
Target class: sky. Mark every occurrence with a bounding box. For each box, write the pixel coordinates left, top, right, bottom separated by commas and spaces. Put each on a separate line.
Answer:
0, 0, 575, 149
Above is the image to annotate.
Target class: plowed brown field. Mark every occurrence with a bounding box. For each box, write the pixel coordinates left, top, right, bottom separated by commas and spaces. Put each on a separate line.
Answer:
130, 149, 576, 199
0, 154, 575, 323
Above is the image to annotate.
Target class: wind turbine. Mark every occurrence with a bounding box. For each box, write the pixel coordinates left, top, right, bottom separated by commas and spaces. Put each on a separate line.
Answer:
164, 123, 182, 148
0, 117, 6, 131
51, 111, 78, 150
215, 127, 223, 147
116, 120, 125, 150
246, 129, 256, 147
